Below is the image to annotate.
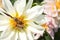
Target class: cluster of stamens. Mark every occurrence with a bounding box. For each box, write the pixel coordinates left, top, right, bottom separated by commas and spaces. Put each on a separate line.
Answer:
14, 18, 24, 29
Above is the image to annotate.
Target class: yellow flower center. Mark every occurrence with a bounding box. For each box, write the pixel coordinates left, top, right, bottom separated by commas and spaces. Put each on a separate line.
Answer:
9, 13, 28, 31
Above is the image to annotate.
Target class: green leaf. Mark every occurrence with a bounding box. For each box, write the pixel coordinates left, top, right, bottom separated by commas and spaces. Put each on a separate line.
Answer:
54, 28, 60, 40
33, 0, 44, 5
0, 13, 2, 15
33, 0, 43, 3
10, 0, 16, 5
0, 31, 2, 36
38, 31, 52, 40
44, 31, 52, 40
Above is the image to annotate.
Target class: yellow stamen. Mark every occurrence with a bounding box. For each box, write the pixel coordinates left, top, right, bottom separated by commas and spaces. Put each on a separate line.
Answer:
41, 23, 48, 30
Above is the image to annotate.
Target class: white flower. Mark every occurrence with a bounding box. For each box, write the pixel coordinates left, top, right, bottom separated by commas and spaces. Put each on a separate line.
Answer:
0, 0, 46, 40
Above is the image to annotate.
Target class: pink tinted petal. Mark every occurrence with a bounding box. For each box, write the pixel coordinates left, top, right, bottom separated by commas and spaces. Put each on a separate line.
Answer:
47, 28, 54, 40
46, 15, 57, 29
46, 15, 58, 33
44, 1, 58, 17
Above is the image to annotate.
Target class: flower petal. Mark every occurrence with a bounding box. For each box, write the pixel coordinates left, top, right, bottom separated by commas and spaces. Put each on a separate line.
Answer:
10, 31, 18, 40
46, 15, 57, 29
0, 27, 12, 39
14, 0, 26, 16
2, 0, 16, 16
0, 15, 9, 31
18, 31, 27, 40
25, 0, 33, 9
0, 30, 16, 40
0, 20, 9, 26
44, 0, 58, 17
34, 33, 41, 40
47, 28, 54, 39
0, 25, 9, 31
27, 26, 44, 34
29, 23, 45, 39
26, 30, 34, 40
29, 22, 45, 31
25, 5, 44, 20
0, 8, 8, 16
33, 14, 47, 25
0, 15, 9, 26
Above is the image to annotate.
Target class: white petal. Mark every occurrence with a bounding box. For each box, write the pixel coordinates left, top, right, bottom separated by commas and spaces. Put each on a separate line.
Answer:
10, 31, 18, 40
27, 26, 44, 34
33, 14, 47, 25
25, 5, 44, 20
29, 22, 45, 30
0, 20, 9, 26
25, 0, 33, 9
29, 23, 45, 39
34, 33, 41, 40
26, 30, 34, 40
14, 0, 26, 16
0, 8, 6, 13
0, 25, 9, 31
2, 0, 16, 16
47, 28, 54, 39
0, 27, 12, 39
0, 16, 9, 26
0, 8, 8, 16
0, 15, 9, 19
18, 31, 27, 40
0, 8, 13, 18
6, 31, 15, 40
0, 15, 9, 31
0, 30, 16, 40
0, 14, 9, 20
